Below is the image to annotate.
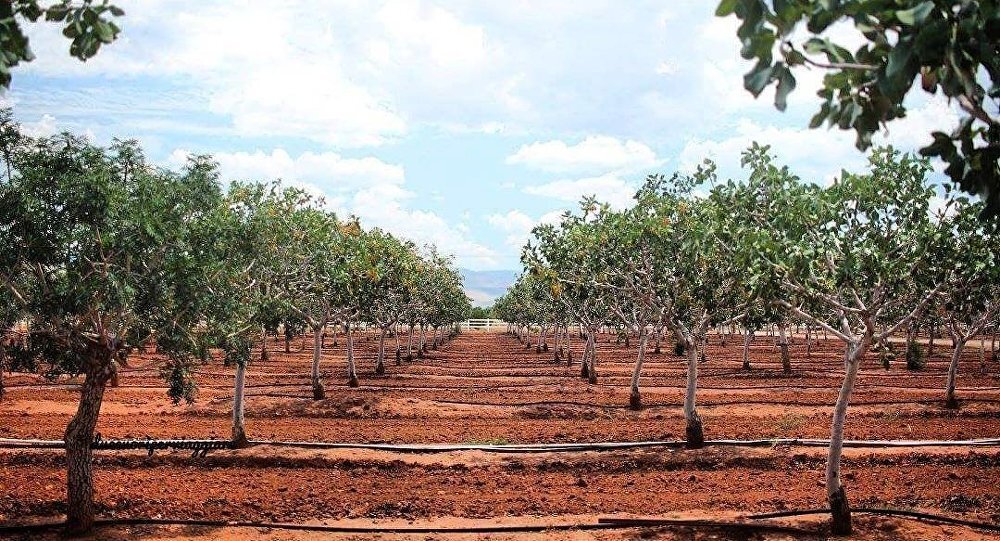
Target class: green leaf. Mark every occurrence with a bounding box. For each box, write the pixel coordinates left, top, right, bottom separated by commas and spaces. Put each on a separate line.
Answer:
896, 1, 934, 26
885, 41, 913, 80
94, 21, 115, 43
774, 65, 796, 111
715, 0, 738, 17
743, 61, 773, 97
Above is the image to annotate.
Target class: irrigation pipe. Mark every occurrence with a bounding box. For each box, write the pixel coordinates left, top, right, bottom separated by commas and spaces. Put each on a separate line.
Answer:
0, 516, 815, 536
744, 507, 1000, 533
2, 436, 999, 453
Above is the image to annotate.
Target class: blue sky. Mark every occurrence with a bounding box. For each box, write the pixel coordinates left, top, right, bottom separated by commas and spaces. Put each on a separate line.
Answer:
2, 0, 957, 274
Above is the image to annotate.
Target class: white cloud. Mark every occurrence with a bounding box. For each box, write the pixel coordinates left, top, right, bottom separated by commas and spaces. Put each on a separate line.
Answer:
523, 174, 637, 209
168, 148, 404, 192
507, 136, 661, 174
879, 95, 961, 150
487, 209, 564, 252
345, 184, 498, 269
21, 1, 409, 148
679, 119, 864, 185
19, 114, 59, 138
655, 61, 678, 75
487, 210, 536, 234
165, 145, 495, 268
370, 0, 489, 69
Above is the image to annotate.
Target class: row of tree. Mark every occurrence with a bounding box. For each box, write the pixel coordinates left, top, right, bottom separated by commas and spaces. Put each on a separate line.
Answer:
495, 144, 999, 535
0, 111, 472, 533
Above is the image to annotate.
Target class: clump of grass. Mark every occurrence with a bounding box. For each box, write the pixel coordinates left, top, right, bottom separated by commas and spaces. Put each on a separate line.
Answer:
775, 414, 807, 431
464, 437, 511, 445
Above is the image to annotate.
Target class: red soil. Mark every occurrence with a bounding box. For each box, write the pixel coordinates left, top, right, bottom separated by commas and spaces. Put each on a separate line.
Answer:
1, 330, 999, 540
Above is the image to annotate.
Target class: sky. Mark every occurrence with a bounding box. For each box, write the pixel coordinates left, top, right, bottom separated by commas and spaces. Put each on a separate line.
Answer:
2, 0, 959, 273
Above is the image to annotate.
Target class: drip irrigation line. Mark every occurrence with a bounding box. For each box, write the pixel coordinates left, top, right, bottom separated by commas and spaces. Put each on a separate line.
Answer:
424, 397, 1000, 409
746, 507, 1000, 533
0, 516, 819, 536
4, 436, 998, 453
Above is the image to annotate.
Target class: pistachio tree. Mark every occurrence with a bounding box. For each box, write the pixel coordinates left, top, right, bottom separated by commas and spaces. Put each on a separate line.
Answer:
360, 229, 420, 374
734, 144, 948, 534
623, 169, 746, 442
0, 128, 221, 533
937, 199, 1000, 407
269, 198, 339, 399
196, 180, 295, 446
524, 201, 611, 380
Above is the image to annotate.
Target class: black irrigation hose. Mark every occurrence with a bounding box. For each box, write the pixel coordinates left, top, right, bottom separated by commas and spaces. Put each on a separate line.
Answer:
0, 516, 822, 536
425, 396, 1000, 409
747, 507, 1000, 533
0, 437, 234, 456
3, 436, 1000, 453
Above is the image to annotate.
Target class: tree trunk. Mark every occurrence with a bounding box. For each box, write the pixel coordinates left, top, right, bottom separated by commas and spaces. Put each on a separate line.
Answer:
629, 331, 648, 410
928, 322, 937, 357
580, 333, 591, 379
779, 323, 791, 374
284, 325, 292, 354
231, 361, 248, 447
259, 325, 268, 361
432, 326, 439, 350
945, 337, 965, 409
587, 332, 598, 384
346, 321, 358, 387
553, 324, 562, 362
827, 338, 867, 535
311, 326, 325, 400
394, 324, 401, 364
418, 324, 426, 357
376, 329, 386, 375
565, 326, 573, 366
683, 337, 703, 448
64, 355, 116, 535
742, 330, 752, 370
0, 343, 5, 400
406, 325, 414, 361
806, 325, 812, 358
654, 329, 662, 354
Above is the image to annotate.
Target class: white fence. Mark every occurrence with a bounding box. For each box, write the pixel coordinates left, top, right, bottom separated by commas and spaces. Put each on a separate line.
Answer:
459, 318, 506, 331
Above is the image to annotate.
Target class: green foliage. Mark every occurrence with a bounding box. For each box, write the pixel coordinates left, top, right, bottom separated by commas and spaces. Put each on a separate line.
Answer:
717, 0, 1000, 218
161, 359, 197, 405
0, 0, 124, 88
468, 305, 493, 319
0, 113, 221, 380
906, 339, 926, 370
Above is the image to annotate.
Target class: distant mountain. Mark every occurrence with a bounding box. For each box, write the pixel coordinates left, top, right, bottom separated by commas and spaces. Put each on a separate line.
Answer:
460, 268, 518, 307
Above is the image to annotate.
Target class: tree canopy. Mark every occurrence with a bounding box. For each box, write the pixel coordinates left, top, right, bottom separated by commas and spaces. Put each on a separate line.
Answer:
716, 0, 1000, 217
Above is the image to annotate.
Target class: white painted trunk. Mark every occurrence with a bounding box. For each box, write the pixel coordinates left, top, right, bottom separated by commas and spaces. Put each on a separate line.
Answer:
311, 325, 324, 399
946, 338, 965, 406
629, 331, 649, 408
407, 325, 413, 357
826, 337, 869, 533
345, 321, 358, 385
232, 362, 247, 445
683, 338, 699, 422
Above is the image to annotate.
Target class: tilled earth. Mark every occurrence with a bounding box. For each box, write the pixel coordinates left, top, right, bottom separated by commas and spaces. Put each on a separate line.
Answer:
1, 330, 999, 540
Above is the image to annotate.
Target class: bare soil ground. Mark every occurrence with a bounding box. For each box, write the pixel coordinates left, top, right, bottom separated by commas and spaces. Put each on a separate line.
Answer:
1, 330, 999, 540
